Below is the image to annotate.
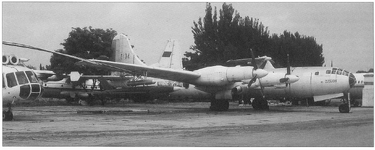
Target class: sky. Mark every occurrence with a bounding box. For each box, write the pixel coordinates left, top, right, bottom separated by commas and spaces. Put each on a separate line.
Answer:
2, 2, 374, 73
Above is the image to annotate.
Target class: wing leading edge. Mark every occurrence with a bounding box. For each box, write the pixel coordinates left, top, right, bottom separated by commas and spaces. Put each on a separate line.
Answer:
3, 41, 201, 83
76, 60, 201, 82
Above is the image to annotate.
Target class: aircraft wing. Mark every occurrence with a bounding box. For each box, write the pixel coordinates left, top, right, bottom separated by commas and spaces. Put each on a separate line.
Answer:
33, 70, 55, 80
3, 41, 201, 83
76, 60, 201, 82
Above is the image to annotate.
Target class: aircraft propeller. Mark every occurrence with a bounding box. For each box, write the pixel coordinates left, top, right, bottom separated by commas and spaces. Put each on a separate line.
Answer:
247, 49, 265, 97
279, 54, 299, 86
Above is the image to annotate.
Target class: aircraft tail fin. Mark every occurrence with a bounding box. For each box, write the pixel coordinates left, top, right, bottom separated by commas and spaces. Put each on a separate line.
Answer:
111, 33, 146, 66
260, 60, 275, 70
153, 39, 183, 70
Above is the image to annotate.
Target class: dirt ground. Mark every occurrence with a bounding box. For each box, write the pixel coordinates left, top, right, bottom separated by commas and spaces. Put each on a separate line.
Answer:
2, 101, 374, 147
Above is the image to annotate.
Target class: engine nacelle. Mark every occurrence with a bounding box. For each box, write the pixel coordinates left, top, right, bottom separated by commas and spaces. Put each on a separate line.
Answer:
193, 65, 267, 86
9, 55, 19, 65
183, 83, 189, 89
231, 85, 249, 95
2, 55, 9, 65
258, 72, 299, 87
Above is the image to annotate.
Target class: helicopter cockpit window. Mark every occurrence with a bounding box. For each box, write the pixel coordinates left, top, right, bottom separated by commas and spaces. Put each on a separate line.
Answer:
6, 73, 17, 88
25, 71, 38, 83
16, 71, 29, 85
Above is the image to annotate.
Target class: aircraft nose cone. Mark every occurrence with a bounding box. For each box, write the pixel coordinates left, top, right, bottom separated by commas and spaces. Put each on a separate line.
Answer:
349, 73, 356, 88
253, 69, 268, 78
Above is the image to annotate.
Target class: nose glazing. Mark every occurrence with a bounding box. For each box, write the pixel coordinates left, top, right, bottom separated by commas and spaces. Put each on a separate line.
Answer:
19, 83, 42, 100
349, 73, 356, 88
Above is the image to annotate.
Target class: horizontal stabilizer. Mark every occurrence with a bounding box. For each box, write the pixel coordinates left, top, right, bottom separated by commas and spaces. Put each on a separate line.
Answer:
226, 56, 274, 69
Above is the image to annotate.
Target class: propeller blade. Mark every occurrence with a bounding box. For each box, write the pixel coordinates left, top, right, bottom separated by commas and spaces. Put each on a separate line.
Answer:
248, 75, 257, 88
258, 78, 265, 98
286, 54, 290, 75
250, 49, 258, 70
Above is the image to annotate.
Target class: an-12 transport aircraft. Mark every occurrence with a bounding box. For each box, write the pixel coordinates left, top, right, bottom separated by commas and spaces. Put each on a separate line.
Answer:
2, 34, 357, 121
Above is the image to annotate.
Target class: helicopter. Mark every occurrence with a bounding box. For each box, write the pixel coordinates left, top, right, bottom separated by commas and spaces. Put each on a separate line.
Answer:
2, 54, 43, 121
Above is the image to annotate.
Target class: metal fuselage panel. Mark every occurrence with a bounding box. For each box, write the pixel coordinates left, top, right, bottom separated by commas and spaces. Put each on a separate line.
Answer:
262, 67, 351, 99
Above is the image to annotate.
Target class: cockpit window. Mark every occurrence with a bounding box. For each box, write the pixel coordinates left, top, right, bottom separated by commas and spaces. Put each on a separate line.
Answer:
332, 68, 337, 74
337, 68, 343, 75
16, 71, 29, 85
343, 70, 349, 76
26, 71, 38, 83
6, 73, 17, 87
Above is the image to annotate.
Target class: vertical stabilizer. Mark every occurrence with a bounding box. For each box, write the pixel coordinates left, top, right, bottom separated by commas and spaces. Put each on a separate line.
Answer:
111, 33, 146, 66
262, 60, 275, 70
155, 39, 183, 70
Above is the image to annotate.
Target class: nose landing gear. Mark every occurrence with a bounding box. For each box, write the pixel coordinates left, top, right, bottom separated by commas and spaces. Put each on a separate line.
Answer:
3, 103, 13, 121
339, 93, 351, 113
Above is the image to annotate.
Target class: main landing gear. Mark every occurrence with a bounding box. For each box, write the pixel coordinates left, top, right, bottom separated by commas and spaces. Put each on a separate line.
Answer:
339, 93, 351, 113
210, 99, 229, 111
252, 97, 269, 110
3, 103, 13, 121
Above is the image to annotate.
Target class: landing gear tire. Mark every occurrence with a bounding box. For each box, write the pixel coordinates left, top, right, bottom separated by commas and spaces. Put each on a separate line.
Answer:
339, 103, 350, 113
210, 100, 229, 111
353, 101, 360, 107
252, 98, 269, 110
3, 110, 13, 121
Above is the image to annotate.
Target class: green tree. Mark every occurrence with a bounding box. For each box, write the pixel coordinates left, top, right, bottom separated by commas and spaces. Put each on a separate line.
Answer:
185, 3, 270, 70
185, 3, 324, 70
269, 31, 324, 67
50, 26, 117, 75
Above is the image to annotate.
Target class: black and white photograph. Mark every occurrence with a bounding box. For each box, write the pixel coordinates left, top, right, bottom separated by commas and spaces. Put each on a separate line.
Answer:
2, 1, 374, 147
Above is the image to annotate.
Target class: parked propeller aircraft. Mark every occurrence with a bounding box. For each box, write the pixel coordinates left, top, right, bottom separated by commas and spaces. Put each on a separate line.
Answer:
2, 54, 43, 121
228, 56, 356, 113
3, 37, 268, 111
35, 35, 191, 105
3, 35, 355, 113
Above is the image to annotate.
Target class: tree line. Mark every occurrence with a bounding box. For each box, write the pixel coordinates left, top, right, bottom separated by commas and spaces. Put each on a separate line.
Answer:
48, 3, 324, 75
183, 3, 324, 71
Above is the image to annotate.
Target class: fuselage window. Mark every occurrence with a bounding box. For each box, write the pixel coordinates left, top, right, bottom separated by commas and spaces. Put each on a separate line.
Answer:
6, 73, 17, 88
26, 71, 38, 83
326, 70, 331, 74
15, 71, 29, 85
315, 72, 319, 75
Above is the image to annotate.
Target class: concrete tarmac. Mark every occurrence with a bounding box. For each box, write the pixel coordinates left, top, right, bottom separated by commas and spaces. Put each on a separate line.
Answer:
2, 101, 374, 147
